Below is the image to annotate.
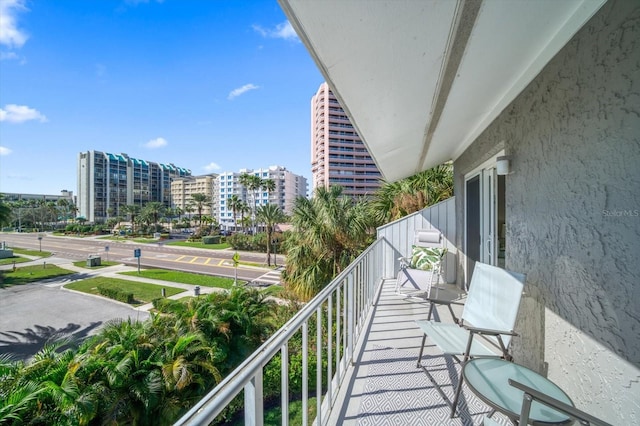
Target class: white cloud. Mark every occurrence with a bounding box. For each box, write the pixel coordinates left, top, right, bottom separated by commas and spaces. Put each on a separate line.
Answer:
0, 146, 12, 156
252, 21, 298, 42
228, 83, 259, 100
203, 162, 221, 172
0, 0, 29, 48
0, 104, 47, 123
144, 137, 168, 149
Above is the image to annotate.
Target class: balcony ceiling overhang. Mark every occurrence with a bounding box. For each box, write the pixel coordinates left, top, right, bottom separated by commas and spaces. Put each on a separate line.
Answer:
279, 0, 606, 182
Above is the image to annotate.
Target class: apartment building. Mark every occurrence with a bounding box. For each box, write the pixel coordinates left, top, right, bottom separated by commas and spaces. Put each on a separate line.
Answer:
218, 166, 307, 231
1, 190, 75, 204
170, 174, 219, 218
311, 82, 382, 198
77, 150, 190, 223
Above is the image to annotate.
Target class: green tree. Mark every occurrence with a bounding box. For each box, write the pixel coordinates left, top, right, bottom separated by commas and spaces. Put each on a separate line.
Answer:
371, 163, 453, 224
227, 195, 242, 232
190, 193, 209, 230
123, 204, 141, 234
142, 202, 165, 229
239, 173, 263, 233
283, 186, 375, 300
256, 204, 285, 266
0, 197, 11, 228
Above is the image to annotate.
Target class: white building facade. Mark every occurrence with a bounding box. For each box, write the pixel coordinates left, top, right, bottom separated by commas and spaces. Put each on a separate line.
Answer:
217, 166, 307, 231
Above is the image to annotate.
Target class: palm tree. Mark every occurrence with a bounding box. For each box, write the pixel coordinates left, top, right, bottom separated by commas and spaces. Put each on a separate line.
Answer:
190, 193, 209, 230
142, 202, 165, 230
371, 163, 453, 224
283, 185, 376, 300
261, 178, 276, 203
239, 173, 263, 233
238, 201, 250, 233
0, 197, 11, 228
256, 204, 285, 266
124, 204, 141, 234
184, 204, 194, 228
227, 195, 242, 232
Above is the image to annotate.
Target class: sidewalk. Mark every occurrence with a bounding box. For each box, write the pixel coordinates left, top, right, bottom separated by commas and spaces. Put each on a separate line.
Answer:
2, 259, 228, 312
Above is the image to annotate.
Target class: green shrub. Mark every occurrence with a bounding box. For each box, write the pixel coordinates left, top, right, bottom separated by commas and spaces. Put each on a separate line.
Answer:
97, 286, 134, 304
202, 235, 221, 244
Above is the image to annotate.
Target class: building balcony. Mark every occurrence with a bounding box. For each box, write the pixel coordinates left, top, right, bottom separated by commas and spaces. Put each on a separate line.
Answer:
175, 200, 496, 425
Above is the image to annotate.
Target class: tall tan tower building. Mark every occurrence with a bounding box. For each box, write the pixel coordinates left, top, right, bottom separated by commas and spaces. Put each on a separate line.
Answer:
311, 82, 382, 197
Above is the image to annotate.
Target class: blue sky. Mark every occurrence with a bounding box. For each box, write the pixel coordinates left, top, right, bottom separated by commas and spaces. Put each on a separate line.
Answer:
0, 0, 323, 195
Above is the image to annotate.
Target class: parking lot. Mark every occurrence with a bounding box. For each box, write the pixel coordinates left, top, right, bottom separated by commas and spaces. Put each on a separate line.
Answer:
0, 281, 149, 361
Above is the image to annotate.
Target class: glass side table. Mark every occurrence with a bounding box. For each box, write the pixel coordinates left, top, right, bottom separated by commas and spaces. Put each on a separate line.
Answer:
462, 358, 573, 425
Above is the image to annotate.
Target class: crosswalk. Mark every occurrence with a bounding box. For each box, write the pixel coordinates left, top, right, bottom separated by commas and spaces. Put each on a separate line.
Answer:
249, 266, 284, 287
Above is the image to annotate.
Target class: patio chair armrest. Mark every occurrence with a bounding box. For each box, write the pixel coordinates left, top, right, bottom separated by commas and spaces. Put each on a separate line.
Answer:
508, 379, 613, 426
462, 325, 518, 337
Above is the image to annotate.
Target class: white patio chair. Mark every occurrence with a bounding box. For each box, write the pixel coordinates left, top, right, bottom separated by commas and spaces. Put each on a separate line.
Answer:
395, 229, 446, 298
415, 262, 526, 418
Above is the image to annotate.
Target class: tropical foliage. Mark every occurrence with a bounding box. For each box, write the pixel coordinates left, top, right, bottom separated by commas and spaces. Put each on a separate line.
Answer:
255, 204, 286, 266
0, 287, 290, 425
370, 163, 453, 224
282, 186, 377, 301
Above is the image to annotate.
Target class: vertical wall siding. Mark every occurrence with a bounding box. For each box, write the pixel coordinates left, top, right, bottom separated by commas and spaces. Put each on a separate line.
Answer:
377, 197, 456, 284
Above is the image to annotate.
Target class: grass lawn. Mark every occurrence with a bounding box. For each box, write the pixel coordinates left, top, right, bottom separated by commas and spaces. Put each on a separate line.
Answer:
165, 240, 231, 250
0, 256, 33, 266
119, 269, 238, 289
12, 248, 52, 257
1, 264, 74, 286
72, 260, 121, 269
65, 277, 184, 305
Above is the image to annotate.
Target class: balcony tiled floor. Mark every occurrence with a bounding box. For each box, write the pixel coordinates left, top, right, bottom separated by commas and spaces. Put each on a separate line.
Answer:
328, 279, 511, 425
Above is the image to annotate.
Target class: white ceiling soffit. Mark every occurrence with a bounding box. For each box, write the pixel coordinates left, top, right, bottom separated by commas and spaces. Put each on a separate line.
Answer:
280, 0, 606, 182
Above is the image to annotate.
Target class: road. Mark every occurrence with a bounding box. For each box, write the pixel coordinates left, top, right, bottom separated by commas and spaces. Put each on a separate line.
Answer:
0, 232, 281, 284
0, 232, 285, 360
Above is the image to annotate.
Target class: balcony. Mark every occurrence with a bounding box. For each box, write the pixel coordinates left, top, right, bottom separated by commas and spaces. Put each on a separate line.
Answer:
175, 199, 475, 425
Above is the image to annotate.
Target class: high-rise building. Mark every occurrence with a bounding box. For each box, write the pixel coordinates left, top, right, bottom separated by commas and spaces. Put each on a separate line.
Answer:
311, 82, 382, 197
170, 174, 219, 218
218, 166, 307, 231
77, 150, 190, 223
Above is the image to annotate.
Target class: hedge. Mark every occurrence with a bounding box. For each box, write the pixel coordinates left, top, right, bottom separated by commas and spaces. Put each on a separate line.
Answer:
97, 286, 134, 304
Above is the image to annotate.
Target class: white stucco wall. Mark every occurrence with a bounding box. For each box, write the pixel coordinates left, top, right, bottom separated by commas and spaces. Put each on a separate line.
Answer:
454, 0, 640, 423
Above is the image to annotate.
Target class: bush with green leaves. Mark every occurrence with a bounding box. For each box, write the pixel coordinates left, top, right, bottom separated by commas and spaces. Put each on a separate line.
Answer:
202, 235, 221, 244
97, 286, 134, 303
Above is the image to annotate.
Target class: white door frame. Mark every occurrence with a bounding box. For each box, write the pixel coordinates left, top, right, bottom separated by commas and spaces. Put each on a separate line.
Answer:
463, 151, 504, 286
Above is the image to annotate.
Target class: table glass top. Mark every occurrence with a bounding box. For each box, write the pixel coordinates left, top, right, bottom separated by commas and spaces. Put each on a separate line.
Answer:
463, 358, 572, 423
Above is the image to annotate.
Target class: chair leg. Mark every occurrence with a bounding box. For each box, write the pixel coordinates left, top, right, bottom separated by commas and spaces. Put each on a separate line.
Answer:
416, 334, 427, 368
450, 368, 465, 418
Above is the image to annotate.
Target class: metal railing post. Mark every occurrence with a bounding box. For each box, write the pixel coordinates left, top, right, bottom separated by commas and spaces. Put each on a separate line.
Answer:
316, 307, 322, 425
244, 369, 263, 426
302, 321, 308, 426
281, 343, 289, 426
347, 273, 354, 365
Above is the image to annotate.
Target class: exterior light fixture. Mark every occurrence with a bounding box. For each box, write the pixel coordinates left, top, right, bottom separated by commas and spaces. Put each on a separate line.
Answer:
496, 156, 512, 175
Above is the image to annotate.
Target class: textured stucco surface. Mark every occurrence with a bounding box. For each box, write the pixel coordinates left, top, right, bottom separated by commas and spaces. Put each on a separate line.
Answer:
453, 0, 640, 422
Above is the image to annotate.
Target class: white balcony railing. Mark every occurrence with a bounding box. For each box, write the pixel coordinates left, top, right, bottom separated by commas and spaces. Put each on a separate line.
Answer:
175, 237, 392, 425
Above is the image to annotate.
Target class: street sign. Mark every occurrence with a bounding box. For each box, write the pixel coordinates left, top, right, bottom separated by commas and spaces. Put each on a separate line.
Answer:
105, 246, 110, 252
232, 252, 240, 266
134, 248, 142, 274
